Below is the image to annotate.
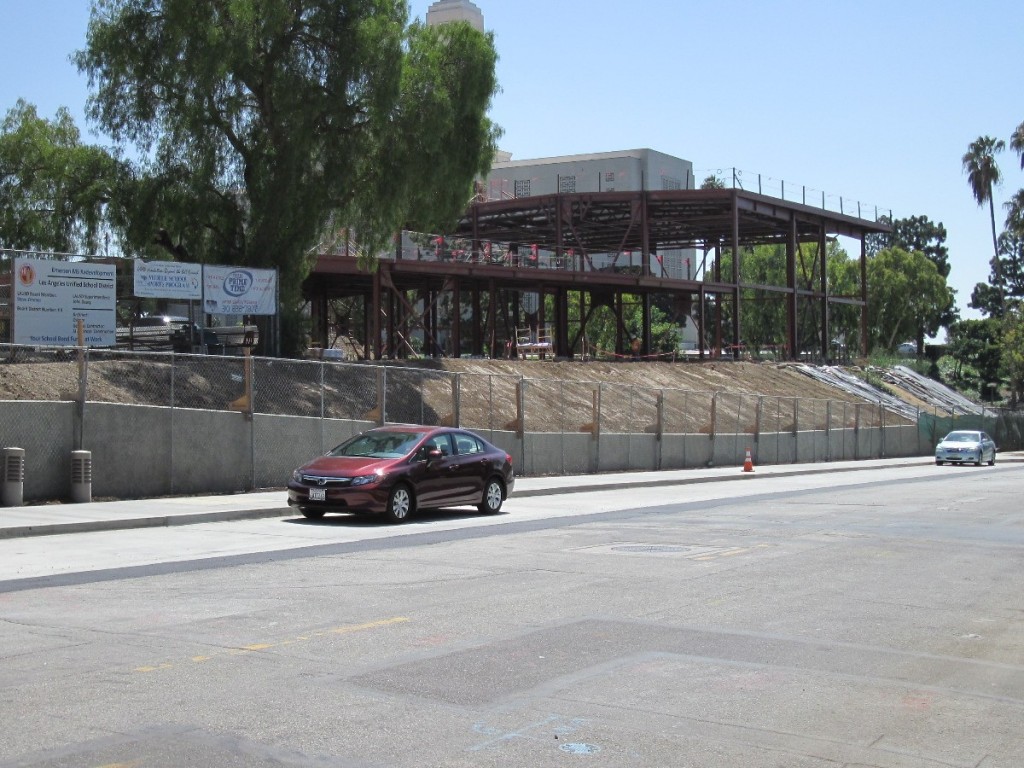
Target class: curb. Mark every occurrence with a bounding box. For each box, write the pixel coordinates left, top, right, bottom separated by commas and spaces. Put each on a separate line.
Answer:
0, 507, 290, 540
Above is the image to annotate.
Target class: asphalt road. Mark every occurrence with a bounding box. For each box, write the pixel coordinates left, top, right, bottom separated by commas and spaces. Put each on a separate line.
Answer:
1, 461, 1023, 767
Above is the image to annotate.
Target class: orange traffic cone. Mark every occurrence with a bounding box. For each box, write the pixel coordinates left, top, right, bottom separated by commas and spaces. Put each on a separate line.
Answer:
742, 448, 754, 473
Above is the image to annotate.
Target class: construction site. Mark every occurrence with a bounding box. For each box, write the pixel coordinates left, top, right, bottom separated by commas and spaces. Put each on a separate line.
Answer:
304, 184, 886, 364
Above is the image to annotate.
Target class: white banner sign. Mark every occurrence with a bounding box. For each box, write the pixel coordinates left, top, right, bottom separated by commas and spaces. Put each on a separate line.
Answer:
202, 265, 277, 316
133, 260, 202, 300
13, 258, 117, 346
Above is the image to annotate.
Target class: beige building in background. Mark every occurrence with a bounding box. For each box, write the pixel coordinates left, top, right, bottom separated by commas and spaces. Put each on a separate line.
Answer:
426, 0, 484, 31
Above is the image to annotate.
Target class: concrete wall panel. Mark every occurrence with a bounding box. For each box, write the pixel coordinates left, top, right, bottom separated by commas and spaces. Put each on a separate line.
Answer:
0, 401, 74, 501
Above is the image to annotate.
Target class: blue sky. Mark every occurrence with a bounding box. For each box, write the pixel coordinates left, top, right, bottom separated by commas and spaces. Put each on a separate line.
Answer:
2, 0, 1022, 321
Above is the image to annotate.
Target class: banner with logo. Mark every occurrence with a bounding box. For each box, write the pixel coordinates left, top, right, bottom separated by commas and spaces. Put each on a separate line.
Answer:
13, 258, 117, 346
202, 265, 277, 315
133, 260, 202, 299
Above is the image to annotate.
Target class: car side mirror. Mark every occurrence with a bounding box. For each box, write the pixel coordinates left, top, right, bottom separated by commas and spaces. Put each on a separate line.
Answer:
425, 447, 443, 463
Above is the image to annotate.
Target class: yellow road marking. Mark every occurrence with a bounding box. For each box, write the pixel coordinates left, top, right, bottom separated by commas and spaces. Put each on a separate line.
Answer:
133, 617, 409, 673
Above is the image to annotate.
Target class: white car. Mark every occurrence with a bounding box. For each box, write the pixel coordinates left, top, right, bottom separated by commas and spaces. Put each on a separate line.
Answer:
935, 430, 997, 466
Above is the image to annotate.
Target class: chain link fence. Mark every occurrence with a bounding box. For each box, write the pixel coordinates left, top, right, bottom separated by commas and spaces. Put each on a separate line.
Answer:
2, 344, 1022, 500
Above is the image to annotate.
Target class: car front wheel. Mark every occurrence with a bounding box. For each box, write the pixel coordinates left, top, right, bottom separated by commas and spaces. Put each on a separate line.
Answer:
935, 459, 943, 466
478, 478, 504, 514
299, 507, 325, 520
385, 484, 414, 523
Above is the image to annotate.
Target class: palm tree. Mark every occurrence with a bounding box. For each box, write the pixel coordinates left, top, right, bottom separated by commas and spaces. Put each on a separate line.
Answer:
1011, 120, 1024, 169
1005, 189, 1024, 233
963, 135, 1006, 312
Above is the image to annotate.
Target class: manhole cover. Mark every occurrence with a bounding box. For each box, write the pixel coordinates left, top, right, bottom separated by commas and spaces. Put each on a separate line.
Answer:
611, 544, 688, 554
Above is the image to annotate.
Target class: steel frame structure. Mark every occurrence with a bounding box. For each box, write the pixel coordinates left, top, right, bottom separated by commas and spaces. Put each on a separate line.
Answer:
304, 188, 889, 362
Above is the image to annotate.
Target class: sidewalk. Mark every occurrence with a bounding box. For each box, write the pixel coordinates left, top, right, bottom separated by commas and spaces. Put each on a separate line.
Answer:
0, 456, 941, 540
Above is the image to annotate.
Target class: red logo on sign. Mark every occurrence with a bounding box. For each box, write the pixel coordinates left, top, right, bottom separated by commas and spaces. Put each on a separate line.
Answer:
18, 263, 35, 286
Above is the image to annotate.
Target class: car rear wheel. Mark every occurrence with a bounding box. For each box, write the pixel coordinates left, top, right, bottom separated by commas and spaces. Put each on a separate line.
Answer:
385, 484, 414, 523
477, 478, 504, 514
299, 507, 325, 520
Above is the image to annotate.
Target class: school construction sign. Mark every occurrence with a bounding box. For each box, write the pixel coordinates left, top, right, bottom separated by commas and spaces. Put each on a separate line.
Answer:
11, 256, 277, 347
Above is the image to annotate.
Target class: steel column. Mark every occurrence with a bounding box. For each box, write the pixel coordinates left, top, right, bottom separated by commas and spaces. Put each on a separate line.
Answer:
860, 236, 868, 357
787, 217, 798, 360
819, 225, 829, 360
731, 193, 741, 359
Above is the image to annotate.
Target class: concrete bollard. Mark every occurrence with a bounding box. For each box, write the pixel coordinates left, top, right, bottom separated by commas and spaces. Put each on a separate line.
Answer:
2, 447, 25, 507
70, 450, 93, 503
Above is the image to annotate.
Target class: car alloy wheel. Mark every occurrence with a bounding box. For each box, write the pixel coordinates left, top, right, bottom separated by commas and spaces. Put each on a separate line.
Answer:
478, 478, 504, 514
386, 484, 413, 523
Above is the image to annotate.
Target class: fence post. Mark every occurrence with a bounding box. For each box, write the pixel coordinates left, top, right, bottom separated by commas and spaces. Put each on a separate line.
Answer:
754, 395, 763, 451
517, 378, 527, 473
376, 367, 386, 425
628, 385, 634, 470
560, 381, 566, 475
793, 397, 799, 464
249, 355, 256, 490
854, 404, 861, 460
452, 372, 461, 428
76, 342, 88, 451
170, 353, 176, 495
825, 400, 832, 462
734, 394, 743, 466
842, 402, 848, 460
656, 390, 665, 471
879, 400, 886, 458
710, 392, 718, 464
681, 391, 688, 468
487, 374, 495, 438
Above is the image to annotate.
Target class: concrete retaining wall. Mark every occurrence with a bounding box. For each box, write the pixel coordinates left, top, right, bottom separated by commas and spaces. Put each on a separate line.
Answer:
0, 400, 930, 502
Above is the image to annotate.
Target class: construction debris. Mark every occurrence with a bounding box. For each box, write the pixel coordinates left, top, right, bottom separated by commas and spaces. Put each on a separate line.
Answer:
879, 365, 985, 416
793, 364, 919, 420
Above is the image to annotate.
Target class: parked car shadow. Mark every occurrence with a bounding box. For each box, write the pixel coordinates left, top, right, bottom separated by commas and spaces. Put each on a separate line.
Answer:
283, 506, 509, 527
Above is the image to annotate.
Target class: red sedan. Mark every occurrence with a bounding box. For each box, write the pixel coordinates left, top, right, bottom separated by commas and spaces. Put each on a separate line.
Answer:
287, 425, 515, 523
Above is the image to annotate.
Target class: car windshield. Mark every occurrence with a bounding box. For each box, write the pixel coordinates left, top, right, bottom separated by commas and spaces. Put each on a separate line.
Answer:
329, 431, 421, 459
944, 432, 980, 443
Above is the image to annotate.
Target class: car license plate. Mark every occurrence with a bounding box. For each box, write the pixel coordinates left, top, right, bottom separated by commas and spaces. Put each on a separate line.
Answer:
308, 488, 326, 501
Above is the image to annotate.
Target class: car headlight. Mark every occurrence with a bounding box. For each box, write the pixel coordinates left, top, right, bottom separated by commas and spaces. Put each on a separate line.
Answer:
351, 472, 384, 487
292, 469, 303, 482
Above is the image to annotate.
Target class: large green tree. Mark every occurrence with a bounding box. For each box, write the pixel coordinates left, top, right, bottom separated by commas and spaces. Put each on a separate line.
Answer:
0, 99, 121, 254
76, 0, 501, 354
962, 135, 1006, 313
865, 214, 957, 348
867, 247, 953, 352
866, 214, 949, 273
1001, 303, 1024, 407
946, 317, 1003, 399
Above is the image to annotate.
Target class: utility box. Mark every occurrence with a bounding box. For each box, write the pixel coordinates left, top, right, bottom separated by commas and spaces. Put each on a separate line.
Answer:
2, 447, 25, 506
71, 450, 93, 503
